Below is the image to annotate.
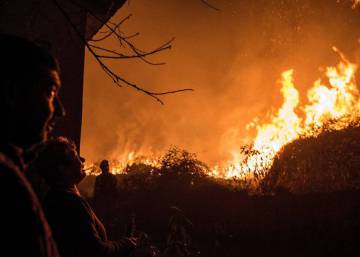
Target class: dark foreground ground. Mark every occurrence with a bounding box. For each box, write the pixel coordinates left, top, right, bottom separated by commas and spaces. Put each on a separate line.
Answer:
77, 126, 360, 256
80, 176, 360, 257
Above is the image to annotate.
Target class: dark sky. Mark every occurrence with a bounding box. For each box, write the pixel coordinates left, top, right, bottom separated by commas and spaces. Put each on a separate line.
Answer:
81, 0, 360, 166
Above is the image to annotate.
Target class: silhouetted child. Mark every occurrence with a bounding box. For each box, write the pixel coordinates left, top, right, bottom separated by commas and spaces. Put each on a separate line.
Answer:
34, 137, 137, 257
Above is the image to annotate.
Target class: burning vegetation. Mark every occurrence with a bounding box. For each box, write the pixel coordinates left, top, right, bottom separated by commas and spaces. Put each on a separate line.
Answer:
85, 46, 360, 194
214, 47, 359, 180
77, 3, 360, 256
75, 2, 360, 257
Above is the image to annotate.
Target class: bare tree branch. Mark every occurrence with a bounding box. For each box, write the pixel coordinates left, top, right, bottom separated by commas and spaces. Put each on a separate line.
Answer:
68, 0, 173, 66
91, 14, 132, 42
89, 42, 173, 65
201, 0, 220, 11
52, 0, 193, 104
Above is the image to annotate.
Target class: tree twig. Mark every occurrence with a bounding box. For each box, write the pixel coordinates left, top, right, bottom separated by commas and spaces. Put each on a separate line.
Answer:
91, 14, 132, 42
52, 0, 193, 104
201, 0, 220, 11
89, 44, 168, 65
68, 0, 173, 66
89, 37, 174, 65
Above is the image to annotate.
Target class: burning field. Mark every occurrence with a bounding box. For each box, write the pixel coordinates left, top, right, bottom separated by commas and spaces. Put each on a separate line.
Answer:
82, 0, 360, 194
84, 47, 360, 193
77, 1, 360, 256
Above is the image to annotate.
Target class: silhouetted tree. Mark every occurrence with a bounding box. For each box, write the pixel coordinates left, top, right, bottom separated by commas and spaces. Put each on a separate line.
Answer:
49, 0, 225, 103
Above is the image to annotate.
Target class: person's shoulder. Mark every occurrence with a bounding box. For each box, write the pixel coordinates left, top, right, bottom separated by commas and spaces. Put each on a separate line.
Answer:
0, 152, 36, 201
107, 173, 117, 180
110, 173, 118, 182
49, 189, 93, 211
46, 189, 83, 206
0, 152, 47, 230
0, 152, 20, 177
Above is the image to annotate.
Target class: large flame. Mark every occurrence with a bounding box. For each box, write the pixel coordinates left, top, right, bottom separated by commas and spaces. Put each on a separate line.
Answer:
215, 47, 359, 180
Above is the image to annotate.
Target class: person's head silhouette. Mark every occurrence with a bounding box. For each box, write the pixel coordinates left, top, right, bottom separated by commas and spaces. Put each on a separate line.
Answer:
35, 137, 85, 189
0, 34, 65, 150
99, 159, 110, 174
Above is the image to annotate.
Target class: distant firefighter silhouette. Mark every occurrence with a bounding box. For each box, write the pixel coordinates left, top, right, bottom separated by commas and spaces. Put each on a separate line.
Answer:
94, 159, 118, 227
36, 137, 136, 257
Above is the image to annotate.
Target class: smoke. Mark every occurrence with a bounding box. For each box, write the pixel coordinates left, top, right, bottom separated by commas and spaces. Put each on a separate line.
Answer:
81, 0, 360, 167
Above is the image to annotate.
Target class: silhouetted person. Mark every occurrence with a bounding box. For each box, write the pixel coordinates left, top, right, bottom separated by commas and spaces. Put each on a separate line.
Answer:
35, 137, 136, 257
94, 159, 118, 227
0, 34, 64, 257
94, 160, 118, 196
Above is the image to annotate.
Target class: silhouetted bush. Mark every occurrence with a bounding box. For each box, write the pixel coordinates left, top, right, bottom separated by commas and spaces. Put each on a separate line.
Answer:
262, 120, 360, 193
117, 147, 229, 194
78, 144, 360, 257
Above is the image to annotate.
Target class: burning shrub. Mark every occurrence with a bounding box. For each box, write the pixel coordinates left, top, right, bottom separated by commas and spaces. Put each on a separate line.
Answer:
118, 147, 219, 192
158, 147, 210, 187
121, 162, 159, 191
261, 119, 360, 193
